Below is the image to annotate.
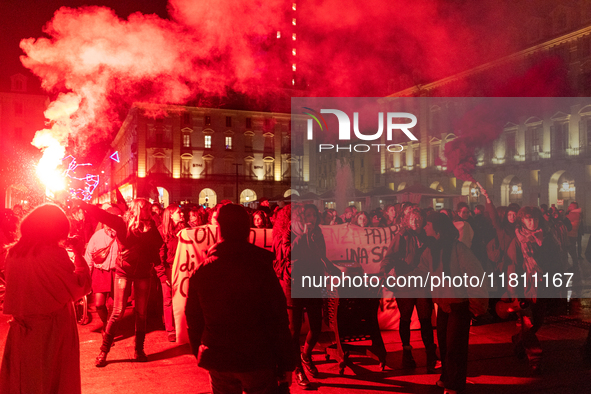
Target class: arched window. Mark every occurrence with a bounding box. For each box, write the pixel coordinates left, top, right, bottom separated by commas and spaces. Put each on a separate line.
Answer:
240, 189, 257, 204
199, 188, 217, 208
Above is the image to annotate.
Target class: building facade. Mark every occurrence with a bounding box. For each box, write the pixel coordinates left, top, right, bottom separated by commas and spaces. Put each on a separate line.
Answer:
94, 104, 304, 207
0, 74, 49, 209
300, 1, 591, 223
301, 98, 591, 227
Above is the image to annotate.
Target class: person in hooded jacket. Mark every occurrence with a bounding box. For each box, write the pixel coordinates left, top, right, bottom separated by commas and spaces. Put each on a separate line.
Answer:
186, 204, 294, 393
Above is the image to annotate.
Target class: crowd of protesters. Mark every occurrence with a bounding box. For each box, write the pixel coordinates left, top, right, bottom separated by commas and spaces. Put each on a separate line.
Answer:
0, 191, 590, 393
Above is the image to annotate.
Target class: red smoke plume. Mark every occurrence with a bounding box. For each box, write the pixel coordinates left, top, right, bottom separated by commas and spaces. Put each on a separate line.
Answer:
440, 99, 508, 182
20, 0, 285, 154
441, 96, 566, 182
21, 0, 566, 173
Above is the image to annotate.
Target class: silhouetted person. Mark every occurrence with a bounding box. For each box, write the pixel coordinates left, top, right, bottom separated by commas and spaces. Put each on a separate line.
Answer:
1, 204, 91, 394
186, 204, 294, 393
409, 212, 488, 393
380, 207, 438, 372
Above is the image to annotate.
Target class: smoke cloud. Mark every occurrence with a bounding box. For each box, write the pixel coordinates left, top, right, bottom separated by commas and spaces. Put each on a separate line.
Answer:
20, 0, 562, 166
20, 1, 288, 154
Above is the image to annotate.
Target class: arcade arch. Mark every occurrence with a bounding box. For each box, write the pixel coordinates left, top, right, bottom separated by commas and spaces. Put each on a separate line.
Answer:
199, 188, 217, 208
240, 189, 257, 204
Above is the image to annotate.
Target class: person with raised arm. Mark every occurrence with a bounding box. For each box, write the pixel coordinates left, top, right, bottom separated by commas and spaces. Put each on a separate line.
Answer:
75, 198, 163, 367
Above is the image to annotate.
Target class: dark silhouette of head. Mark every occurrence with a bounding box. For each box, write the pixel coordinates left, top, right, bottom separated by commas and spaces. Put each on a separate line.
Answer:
217, 204, 250, 241
21, 204, 69, 244
10, 204, 70, 257
427, 211, 459, 241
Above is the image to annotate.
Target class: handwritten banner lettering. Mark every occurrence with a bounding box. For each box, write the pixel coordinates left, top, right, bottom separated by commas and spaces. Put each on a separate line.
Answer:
173, 224, 417, 343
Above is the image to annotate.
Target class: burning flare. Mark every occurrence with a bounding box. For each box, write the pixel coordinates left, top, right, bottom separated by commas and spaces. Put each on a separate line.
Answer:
32, 93, 81, 193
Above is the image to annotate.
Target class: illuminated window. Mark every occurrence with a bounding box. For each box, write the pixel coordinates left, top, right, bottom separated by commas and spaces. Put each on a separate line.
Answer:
225, 136, 232, 150
292, 3, 296, 11
531, 127, 542, 153
183, 134, 190, 147
292, 79, 295, 86
430, 145, 440, 166
554, 122, 569, 152
292, 48, 296, 56
292, 64, 296, 72
292, 33, 296, 40
205, 135, 211, 149
264, 134, 274, 155
277, 31, 281, 38
292, 18, 296, 26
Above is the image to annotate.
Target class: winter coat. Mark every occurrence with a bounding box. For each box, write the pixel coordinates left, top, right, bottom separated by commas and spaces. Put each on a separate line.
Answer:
380, 227, 432, 297
289, 224, 328, 299
566, 208, 583, 238
1, 245, 91, 394
409, 240, 488, 316
454, 220, 474, 249
86, 205, 163, 279
157, 223, 186, 278
485, 201, 516, 274
185, 240, 294, 374
507, 225, 561, 300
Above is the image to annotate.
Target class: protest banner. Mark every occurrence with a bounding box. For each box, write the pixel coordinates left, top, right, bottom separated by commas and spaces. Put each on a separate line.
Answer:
172, 224, 414, 344
320, 224, 405, 330
171, 225, 273, 344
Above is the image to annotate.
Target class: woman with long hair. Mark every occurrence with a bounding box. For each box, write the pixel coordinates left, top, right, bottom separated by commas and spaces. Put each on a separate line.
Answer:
273, 203, 338, 388
84, 207, 121, 333
350, 211, 370, 227
410, 212, 487, 393
507, 206, 560, 373
158, 205, 186, 342
380, 207, 438, 372
77, 198, 163, 367
0, 204, 91, 393
251, 209, 271, 229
